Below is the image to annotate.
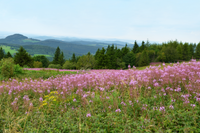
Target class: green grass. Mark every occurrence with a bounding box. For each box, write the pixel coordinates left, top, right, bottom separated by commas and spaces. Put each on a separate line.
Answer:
0, 45, 17, 55
0, 84, 199, 132
0, 69, 77, 81
34, 54, 53, 57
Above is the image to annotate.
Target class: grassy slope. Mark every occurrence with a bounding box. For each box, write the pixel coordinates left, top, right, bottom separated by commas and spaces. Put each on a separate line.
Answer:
0, 45, 17, 55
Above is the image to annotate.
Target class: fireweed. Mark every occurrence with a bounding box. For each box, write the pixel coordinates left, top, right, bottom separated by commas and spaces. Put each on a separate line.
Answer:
0, 61, 200, 132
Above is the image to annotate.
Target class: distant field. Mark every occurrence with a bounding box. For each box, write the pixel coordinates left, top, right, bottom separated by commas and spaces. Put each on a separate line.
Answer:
34, 54, 53, 57
0, 45, 17, 55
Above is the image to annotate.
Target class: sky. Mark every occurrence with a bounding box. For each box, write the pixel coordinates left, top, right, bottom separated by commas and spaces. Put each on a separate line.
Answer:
0, 0, 200, 43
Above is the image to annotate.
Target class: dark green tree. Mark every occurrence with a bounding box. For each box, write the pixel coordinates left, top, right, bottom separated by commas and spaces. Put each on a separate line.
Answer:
176, 44, 183, 60
96, 47, 107, 69
14, 46, 34, 67
189, 44, 194, 59
58, 51, 65, 66
140, 41, 146, 52
106, 44, 117, 69
52, 47, 61, 64
195, 43, 200, 59
0, 47, 5, 60
182, 43, 190, 61
138, 49, 149, 66
132, 40, 139, 54
94, 48, 100, 60
4, 51, 12, 58
162, 46, 178, 62
71, 53, 77, 63
33, 55, 49, 68
121, 44, 130, 57
122, 52, 136, 68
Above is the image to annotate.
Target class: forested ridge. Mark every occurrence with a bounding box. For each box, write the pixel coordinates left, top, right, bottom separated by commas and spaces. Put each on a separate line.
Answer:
1, 39, 199, 70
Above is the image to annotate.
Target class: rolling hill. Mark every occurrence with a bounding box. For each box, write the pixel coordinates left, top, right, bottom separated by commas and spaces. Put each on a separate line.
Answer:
0, 34, 136, 61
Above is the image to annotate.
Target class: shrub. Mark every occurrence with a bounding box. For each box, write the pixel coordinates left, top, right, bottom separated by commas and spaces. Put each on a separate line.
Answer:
62, 61, 76, 69
14, 64, 23, 74
48, 64, 62, 69
0, 58, 14, 78
33, 61, 43, 68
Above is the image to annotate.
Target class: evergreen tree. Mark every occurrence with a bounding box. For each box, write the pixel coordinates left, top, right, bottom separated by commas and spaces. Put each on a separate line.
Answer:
71, 53, 77, 63
87, 52, 91, 56
94, 49, 100, 60
189, 44, 194, 59
182, 43, 190, 61
123, 52, 136, 68
14, 46, 34, 67
176, 45, 183, 60
195, 43, 200, 59
140, 41, 146, 52
96, 47, 107, 69
52, 47, 61, 64
132, 40, 139, 54
121, 44, 130, 57
139, 49, 149, 66
0, 47, 5, 60
162, 46, 178, 62
106, 44, 117, 69
58, 51, 65, 66
4, 51, 12, 58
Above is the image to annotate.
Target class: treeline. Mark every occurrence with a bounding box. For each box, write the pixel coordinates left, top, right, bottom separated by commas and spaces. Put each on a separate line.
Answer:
65, 40, 200, 69
1, 40, 200, 70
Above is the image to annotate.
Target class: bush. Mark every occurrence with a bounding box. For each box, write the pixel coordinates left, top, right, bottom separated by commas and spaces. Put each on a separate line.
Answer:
0, 58, 14, 78
33, 61, 43, 68
14, 64, 23, 74
62, 61, 76, 69
48, 64, 62, 69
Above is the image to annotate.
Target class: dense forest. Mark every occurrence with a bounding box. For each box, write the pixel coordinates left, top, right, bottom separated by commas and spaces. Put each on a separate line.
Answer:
0, 40, 199, 70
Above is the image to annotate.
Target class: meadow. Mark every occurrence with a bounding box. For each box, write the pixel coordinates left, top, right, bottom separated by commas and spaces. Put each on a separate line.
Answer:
0, 61, 200, 132
0, 45, 17, 55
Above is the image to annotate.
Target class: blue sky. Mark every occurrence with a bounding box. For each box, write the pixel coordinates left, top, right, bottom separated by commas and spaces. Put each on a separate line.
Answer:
0, 0, 200, 43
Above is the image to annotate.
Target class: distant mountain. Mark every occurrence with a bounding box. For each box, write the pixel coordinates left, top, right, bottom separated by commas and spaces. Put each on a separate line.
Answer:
0, 34, 40, 44
0, 34, 146, 61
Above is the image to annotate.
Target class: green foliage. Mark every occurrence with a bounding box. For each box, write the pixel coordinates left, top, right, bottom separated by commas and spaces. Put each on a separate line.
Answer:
0, 47, 5, 60
52, 47, 61, 64
4, 51, 12, 58
176, 45, 183, 60
116, 58, 126, 69
138, 50, 149, 66
48, 64, 62, 69
33, 55, 49, 68
0, 58, 14, 78
121, 44, 130, 57
140, 41, 146, 52
14, 46, 34, 67
71, 53, 77, 63
123, 52, 136, 68
76, 54, 96, 69
182, 43, 190, 61
33, 61, 43, 68
106, 44, 117, 69
62, 60, 76, 69
157, 52, 166, 62
132, 40, 139, 54
162, 46, 178, 62
58, 51, 65, 66
95, 47, 107, 69
14, 64, 23, 74
195, 43, 200, 59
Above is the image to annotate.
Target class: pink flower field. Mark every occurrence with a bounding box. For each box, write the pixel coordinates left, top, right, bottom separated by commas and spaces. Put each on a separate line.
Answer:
1, 61, 200, 132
